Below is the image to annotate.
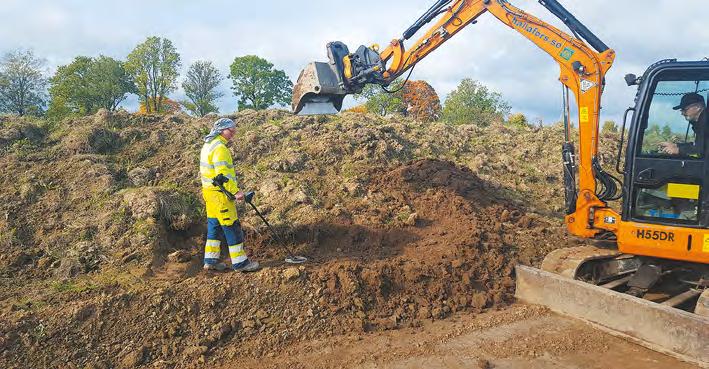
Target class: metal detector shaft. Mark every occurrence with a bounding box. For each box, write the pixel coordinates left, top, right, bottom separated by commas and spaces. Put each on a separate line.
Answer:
246, 202, 299, 257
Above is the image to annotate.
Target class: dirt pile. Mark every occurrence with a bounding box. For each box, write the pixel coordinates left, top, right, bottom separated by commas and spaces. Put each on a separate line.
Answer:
0, 110, 615, 368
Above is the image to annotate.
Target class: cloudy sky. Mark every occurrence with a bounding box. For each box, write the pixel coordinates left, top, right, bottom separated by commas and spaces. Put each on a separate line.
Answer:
1, 0, 707, 124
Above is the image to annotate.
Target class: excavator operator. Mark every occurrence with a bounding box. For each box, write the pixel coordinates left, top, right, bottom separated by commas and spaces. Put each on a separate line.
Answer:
659, 92, 708, 157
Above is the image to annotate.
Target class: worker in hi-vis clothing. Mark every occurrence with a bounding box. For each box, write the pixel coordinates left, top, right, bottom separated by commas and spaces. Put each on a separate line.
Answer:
200, 118, 260, 272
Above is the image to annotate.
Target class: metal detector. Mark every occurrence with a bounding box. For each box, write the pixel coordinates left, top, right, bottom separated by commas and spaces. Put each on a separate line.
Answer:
212, 176, 307, 264
244, 191, 308, 264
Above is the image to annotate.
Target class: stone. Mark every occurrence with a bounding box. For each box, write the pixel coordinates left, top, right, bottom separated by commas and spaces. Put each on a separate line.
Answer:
167, 250, 192, 263
119, 346, 146, 368
123, 189, 160, 219
54, 258, 82, 279
184, 345, 208, 358
282, 267, 300, 281
127, 167, 157, 187
255, 309, 269, 320
404, 212, 418, 226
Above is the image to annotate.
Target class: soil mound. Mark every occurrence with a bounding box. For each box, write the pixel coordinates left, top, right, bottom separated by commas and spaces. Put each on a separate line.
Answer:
0, 110, 611, 368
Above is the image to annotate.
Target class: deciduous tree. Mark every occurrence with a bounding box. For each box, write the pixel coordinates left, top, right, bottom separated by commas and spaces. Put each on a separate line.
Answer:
507, 113, 529, 128
126, 37, 181, 114
48, 55, 134, 118
0, 49, 48, 116
442, 79, 510, 126
182, 61, 223, 116
229, 55, 292, 110
354, 80, 404, 117
401, 80, 441, 122
138, 97, 182, 115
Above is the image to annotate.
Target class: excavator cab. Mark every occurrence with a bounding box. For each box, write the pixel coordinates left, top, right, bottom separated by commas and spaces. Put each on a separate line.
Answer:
621, 60, 709, 244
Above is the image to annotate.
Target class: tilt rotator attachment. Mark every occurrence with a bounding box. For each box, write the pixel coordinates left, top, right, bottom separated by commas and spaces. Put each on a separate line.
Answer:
292, 42, 387, 115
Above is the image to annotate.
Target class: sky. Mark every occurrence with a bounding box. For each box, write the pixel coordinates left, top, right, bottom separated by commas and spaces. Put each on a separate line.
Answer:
1, 0, 708, 124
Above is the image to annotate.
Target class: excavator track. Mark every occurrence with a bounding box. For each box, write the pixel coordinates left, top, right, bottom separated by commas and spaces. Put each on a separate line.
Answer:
540, 245, 621, 279
516, 245, 709, 367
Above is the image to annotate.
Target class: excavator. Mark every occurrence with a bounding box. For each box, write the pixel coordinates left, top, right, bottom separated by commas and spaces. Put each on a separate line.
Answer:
290, 0, 709, 365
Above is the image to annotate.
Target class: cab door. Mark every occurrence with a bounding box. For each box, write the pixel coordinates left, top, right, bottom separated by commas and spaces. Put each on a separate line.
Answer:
619, 64, 709, 263
626, 67, 708, 228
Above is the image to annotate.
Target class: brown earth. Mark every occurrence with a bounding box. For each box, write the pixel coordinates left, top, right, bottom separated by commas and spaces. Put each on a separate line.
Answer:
0, 110, 643, 369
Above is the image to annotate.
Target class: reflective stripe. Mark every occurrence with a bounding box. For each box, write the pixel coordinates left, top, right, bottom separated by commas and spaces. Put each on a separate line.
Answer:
205, 252, 220, 259
229, 243, 247, 264
206, 239, 220, 246
200, 161, 215, 169
205, 245, 221, 253
208, 140, 225, 154
212, 161, 234, 168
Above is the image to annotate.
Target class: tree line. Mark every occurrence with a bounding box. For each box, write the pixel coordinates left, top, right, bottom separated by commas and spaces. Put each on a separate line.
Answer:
0, 36, 293, 119
1, 36, 528, 127
351, 78, 517, 126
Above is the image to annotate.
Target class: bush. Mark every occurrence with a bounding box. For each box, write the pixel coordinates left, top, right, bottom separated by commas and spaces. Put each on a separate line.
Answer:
507, 113, 529, 128
442, 79, 510, 127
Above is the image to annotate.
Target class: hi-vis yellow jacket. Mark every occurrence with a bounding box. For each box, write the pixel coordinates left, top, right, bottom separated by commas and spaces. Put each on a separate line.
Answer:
200, 136, 240, 195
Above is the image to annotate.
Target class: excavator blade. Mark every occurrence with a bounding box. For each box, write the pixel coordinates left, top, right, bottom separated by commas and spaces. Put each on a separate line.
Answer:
291, 61, 347, 116
515, 265, 709, 366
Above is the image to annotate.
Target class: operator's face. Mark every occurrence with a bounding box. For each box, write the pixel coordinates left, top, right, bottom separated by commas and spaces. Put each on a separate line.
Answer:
221, 127, 236, 141
681, 103, 704, 123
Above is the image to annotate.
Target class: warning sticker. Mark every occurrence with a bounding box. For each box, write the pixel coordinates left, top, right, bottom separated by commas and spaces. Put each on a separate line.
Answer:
580, 107, 589, 123
580, 79, 596, 93
704, 234, 709, 253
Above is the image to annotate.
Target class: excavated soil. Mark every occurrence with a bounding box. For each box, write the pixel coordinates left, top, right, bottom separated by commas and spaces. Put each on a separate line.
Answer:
0, 159, 577, 368
0, 110, 620, 368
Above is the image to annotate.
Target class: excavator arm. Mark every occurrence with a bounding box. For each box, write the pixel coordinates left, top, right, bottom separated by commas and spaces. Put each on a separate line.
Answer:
291, 0, 619, 239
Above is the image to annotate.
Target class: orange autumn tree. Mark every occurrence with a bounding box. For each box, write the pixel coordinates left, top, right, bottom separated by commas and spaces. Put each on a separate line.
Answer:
401, 80, 441, 122
138, 97, 182, 115
344, 104, 368, 113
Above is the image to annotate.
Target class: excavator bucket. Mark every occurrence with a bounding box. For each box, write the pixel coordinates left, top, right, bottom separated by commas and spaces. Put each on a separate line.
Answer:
291, 61, 347, 115
515, 265, 709, 366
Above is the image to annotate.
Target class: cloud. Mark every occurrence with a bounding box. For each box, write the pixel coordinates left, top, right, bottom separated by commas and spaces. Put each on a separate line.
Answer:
1, 0, 706, 122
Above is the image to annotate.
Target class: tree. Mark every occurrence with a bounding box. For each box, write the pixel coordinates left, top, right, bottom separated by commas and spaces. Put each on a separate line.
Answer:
507, 112, 529, 128
126, 37, 181, 114
601, 120, 618, 134
344, 104, 368, 113
354, 80, 405, 116
229, 55, 292, 110
401, 80, 441, 122
138, 97, 182, 115
0, 49, 48, 116
442, 79, 511, 126
48, 55, 134, 118
90, 56, 135, 111
182, 61, 223, 116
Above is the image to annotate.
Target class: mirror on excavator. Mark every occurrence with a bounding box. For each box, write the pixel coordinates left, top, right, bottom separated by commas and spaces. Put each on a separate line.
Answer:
291, 42, 386, 115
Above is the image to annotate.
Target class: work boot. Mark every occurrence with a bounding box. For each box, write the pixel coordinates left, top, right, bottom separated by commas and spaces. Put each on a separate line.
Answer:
232, 259, 261, 273
203, 262, 227, 272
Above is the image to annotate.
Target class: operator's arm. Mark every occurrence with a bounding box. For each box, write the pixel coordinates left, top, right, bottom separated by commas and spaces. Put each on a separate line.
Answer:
212, 145, 240, 196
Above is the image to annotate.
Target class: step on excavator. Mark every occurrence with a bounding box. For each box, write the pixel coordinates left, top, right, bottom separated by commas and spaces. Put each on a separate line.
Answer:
291, 0, 708, 365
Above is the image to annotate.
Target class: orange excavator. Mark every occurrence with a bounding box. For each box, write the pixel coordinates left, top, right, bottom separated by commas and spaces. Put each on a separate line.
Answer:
291, 0, 709, 364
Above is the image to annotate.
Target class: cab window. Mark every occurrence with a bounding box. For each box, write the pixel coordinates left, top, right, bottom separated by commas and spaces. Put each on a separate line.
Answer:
638, 80, 708, 158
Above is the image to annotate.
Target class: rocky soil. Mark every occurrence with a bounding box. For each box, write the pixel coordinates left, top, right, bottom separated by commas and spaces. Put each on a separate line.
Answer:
0, 110, 621, 368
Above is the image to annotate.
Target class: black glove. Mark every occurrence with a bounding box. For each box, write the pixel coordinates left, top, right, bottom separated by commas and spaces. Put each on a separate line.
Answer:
245, 191, 255, 204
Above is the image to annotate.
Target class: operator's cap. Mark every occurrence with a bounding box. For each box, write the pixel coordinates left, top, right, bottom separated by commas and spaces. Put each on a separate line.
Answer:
673, 92, 705, 110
